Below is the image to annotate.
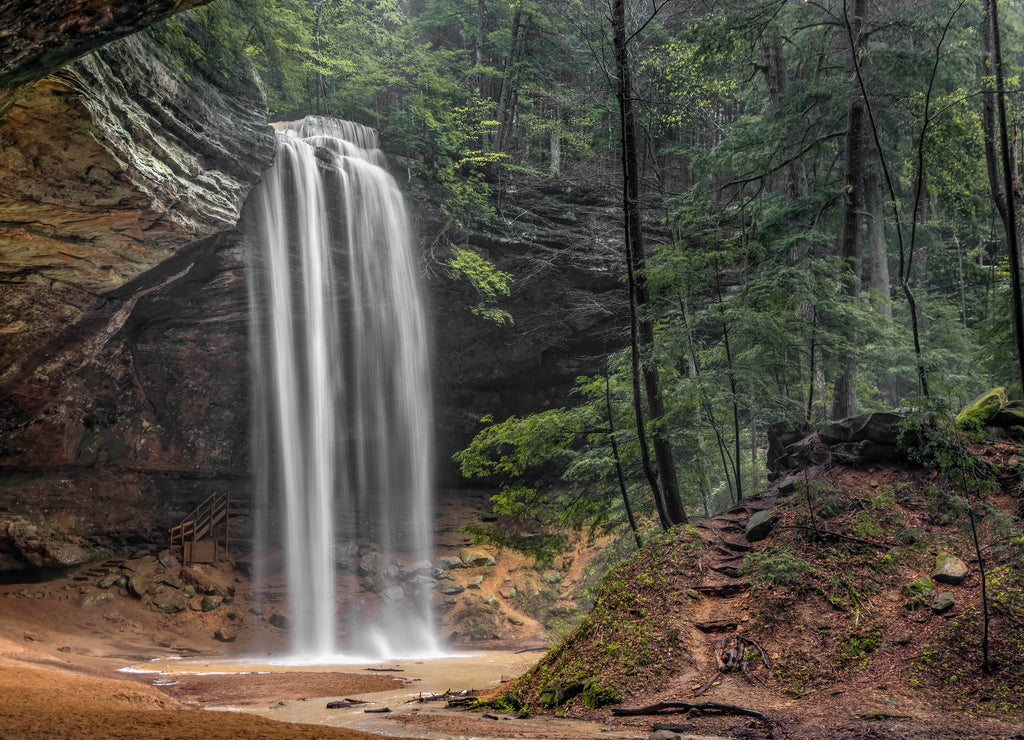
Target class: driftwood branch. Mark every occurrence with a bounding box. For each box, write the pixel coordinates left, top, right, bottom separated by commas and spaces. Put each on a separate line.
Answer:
612, 701, 770, 722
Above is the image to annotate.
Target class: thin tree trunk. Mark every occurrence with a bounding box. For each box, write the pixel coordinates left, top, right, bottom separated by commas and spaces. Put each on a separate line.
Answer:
613, 0, 686, 526
494, 2, 523, 152
989, 0, 1024, 388
606, 374, 642, 550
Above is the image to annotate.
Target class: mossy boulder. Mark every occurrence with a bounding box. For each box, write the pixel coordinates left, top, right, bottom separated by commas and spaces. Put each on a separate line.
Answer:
581, 678, 620, 708
955, 388, 1005, 429
904, 576, 935, 598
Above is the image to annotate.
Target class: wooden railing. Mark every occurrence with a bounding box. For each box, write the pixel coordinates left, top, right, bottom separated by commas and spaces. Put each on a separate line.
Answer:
169, 491, 237, 565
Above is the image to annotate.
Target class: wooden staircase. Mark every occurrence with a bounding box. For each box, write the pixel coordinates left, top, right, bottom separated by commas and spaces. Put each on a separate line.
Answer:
169, 491, 247, 565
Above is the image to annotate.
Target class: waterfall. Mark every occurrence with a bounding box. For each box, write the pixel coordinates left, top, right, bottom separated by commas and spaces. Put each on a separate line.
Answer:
247, 116, 438, 660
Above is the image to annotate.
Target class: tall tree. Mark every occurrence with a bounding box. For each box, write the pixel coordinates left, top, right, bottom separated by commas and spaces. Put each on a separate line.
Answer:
612, 0, 687, 527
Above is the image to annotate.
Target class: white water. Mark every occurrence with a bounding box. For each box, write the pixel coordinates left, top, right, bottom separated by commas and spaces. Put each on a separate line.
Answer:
247, 116, 438, 660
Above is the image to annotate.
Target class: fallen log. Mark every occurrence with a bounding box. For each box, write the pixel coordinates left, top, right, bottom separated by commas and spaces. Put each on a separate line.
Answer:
612, 701, 769, 722
364, 706, 391, 714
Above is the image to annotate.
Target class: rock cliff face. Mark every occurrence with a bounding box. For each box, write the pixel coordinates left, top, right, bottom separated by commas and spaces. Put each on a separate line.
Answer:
421, 174, 634, 481
0, 29, 274, 571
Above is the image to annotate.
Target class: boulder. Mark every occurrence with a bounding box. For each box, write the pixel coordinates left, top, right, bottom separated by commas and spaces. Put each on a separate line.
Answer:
381, 586, 405, 604
460, 549, 495, 567
128, 575, 153, 598
180, 565, 232, 598
468, 576, 485, 589
745, 509, 778, 542
956, 388, 1005, 429
358, 552, 383, 577
931, 592, 955, 613
200, 595, 223, 612
991, 400, 1024, 429
439, 583, 465, 595
541, 569, 563, 584
818, 411, 905, 446
269, 612, 290, 630
150, 590, 188, 614
932, 553, 968, 585
904, 576, 934, 598
403, 560, 434, 578
435, 556, 464, 570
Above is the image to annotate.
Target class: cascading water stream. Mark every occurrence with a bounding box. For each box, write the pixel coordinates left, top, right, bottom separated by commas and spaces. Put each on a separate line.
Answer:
247, 116, 439, 660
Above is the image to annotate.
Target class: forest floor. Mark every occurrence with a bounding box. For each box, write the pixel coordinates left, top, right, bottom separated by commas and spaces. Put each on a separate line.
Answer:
1, 446, 1023, 739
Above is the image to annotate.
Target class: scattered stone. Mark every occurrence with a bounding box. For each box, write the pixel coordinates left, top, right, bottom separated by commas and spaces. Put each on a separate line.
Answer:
213, 629, 237, 643
98, 573, 120, 589
334, 543, 359, 570
183, 585, 196, 598
460, 549, 495, 567
249, 604, 266, 616
442, 597, 458, 606
150, 590, 188, 614
870, 479, 880, 488
904, 576, 935, 598
439, 583, 465, 595
777, 475, 798, 495
541, 569, 562, 584
933, 553, 968, 585
269, 612, 290, 630
403, 560, 433, 578
686, 589, 701, 600
180, 565, 233, 598
745, 509, 778, 542
381, 585, 405, 603
58, 646, 72, 653
932, 592, 955, 613
499, 586, 517, 599
83, 592, 116, 608
201, 595, 223, 612
22, 632, 40, 642
163, 575, 185, 590
507, 615, 524, 626
358, 552, 383, 577
463, 594, 476, 606
157, 549, 180, 570
893, 634, 913, 645
468, 576, 484, 589
434, 556, 464, 570
128, 575, 152, 598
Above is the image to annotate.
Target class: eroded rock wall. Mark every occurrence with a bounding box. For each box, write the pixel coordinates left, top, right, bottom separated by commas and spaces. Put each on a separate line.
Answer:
0, 29, 274, 570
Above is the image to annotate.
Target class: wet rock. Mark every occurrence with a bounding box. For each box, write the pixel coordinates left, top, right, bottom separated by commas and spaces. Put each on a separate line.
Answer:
358, 552, 383, 577
382, 564, 401, 581
269, 612, 290, 630
931, 592, 955, 612
334, 543, 359, 570
381, 585, 405, 603
460, 549, 495, 567
439, 583, 465, 595
150, 590, 188, 614
933, 554, 968, 585
745, 509, 778, 542
83, 591, 116, 607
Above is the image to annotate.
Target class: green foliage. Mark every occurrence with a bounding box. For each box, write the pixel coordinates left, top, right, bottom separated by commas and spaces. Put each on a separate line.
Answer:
742, 549, 815, 590
447, 247, 513, 325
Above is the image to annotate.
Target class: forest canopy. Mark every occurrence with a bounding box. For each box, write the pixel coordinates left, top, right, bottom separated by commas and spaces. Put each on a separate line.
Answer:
157, 0, 1024, 536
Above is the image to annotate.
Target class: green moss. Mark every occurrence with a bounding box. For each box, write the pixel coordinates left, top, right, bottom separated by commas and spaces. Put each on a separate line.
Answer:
955, 387, 1004, 429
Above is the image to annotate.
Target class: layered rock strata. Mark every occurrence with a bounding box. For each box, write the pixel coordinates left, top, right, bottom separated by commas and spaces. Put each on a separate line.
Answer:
0, 30, 274, 571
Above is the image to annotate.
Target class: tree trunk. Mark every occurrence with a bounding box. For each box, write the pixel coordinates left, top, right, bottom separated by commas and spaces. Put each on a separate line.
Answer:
989, 0, 1024, 389
863, 168, 891, 316
833, 0, 868, 420
613, 0, 686, 527
549, 124, 561, 176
